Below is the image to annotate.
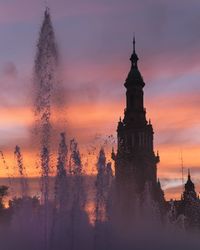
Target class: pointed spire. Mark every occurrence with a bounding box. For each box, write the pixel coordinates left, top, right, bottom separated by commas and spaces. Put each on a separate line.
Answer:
117, 116, 123, 131
125, 35, 145, 89
185, 168, 195, 190
188, 169, 191, 180
133, 35, 136, 53
183, 168, 197, 201
130, 35, 139, 68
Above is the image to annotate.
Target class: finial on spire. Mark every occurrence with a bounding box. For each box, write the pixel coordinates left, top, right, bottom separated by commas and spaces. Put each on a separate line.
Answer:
130, 34, 139, 67
130, 34, 139, 68
188, 169, 191, 179
133, 34, 136, 53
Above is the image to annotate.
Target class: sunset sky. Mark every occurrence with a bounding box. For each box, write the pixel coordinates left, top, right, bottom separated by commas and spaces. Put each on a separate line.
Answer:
0, 0, 200, 199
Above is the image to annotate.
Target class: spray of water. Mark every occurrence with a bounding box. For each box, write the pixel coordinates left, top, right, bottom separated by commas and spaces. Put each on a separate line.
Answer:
34, 8, 57, 143
49, 132, 68, 250
69, 139, 89, 250
0, 151, 13, 193
94, 148, 113, 250
33, 8, 59, 250
14, 145, 29, 197
0, 7, 200, 250
55, 132, 68, 210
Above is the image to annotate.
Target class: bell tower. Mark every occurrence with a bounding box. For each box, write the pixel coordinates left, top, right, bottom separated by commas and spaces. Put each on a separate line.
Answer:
113, 38, 161, 203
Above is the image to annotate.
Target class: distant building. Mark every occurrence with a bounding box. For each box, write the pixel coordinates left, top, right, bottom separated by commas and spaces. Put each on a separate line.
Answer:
171, 170, 200, 229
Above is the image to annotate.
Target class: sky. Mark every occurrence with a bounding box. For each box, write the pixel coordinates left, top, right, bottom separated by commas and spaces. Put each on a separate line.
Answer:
0, 0, 200, 199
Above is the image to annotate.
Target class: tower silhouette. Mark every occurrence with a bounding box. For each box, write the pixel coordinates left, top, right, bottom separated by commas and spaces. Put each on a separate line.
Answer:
113, 38, 162, 209
183, 169, 197, 202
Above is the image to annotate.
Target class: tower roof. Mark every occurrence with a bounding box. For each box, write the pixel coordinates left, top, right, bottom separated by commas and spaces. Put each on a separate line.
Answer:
182, 169, 198, 202
130, 36, 139, 65
124, 36, 145, 88
185, 169, 195, 192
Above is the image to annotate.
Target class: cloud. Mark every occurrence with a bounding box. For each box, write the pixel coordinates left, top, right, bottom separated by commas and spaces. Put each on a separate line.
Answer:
0, 0, 200, 200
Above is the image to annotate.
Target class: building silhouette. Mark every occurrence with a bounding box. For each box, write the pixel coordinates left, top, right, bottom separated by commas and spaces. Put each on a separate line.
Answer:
112, 38, 164, 215
172, 170, 200, 229
111, 38, 200, 226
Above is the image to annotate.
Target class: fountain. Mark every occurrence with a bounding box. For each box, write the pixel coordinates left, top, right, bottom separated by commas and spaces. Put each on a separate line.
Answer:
0, 7, 200, 250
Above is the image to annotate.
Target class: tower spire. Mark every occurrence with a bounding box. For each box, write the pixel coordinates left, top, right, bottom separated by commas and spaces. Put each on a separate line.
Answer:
130, 35, 139, 68
188, 169, 191, 180
133, 35, 136, 53
183, 168, 197, 201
